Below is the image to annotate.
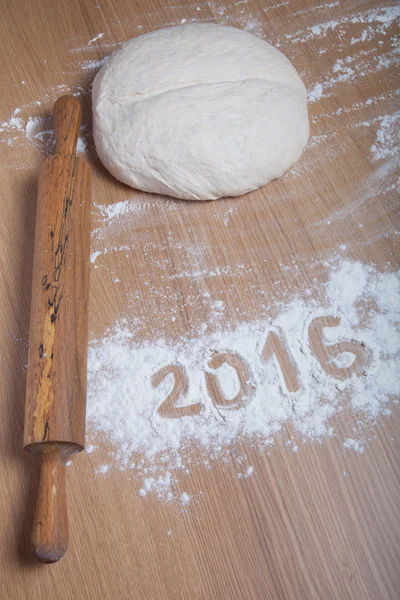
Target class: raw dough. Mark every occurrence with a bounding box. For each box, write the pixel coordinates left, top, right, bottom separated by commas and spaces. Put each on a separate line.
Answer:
92, 24, 309, 201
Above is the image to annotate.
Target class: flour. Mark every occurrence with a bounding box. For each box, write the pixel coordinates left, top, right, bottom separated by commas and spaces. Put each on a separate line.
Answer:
370, 112, 400, 161
0, 111, 26, 146
89, 244, 133, 267
0, 1, 398, 174
343, 438, 364, 453
214, 362, 240, 399
1, 110, 90, 154
286, 5, 400, 45
90, 251, 102, 263
180, 492, 191, 505
314, 155, 399, 227
96, 464, 110, 474
95, 197, 178, 220
25, 116, 90, 154
138, 472, 174, 501
308, 42, 400, 102
81, 57, 109, 70
88, 32, 104, 45
299, 4, 399, 103
238, 466, 254, 479
292, 2, 340, 18
308, 83, 324, 103
262, 1, 289, 11
311, 89, 400, 124
0, 3, 398, 504
86, 259, 400, 501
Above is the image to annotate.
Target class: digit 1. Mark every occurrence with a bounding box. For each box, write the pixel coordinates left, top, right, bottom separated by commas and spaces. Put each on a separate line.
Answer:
260, 327, 301, 393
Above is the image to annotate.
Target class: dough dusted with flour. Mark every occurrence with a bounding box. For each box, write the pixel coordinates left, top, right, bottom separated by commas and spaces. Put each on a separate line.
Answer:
92, 24, 309, 200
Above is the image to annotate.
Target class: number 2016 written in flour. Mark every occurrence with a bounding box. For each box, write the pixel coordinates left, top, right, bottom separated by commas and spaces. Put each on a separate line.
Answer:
151, 315, 368, 418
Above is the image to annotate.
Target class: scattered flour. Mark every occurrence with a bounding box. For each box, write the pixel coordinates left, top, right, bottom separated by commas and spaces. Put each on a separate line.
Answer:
138, 472, 173, 501
262, 1, 290, 12
343, 438, 364, 453
311, 89, 400, 124
371, 112, 400, 161
17, 114, 90, 155
180, 492, 191, 505
96, 199, 160, 219
292, 1, 340, 18
1, 3, 398, 505
88, 32, 104, 45
90, 250, 102, 264
214, 361, 240, 399
308, 83, 324, 103
81, 56, 109, 70
0, 2, 398, 178
96, 464, 110, 474
86, 259, 400, 501
90, 244, 133, 266
308, 41, 400, 103
286, 5, 400, 45
76, 136, 88, 153
238, 466, 254, 479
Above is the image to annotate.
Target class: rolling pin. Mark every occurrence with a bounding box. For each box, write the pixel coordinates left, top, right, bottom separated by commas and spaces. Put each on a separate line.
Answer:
24, 96, 91, 563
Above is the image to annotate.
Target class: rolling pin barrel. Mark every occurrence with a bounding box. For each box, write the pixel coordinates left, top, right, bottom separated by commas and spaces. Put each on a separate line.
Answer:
24, 96, 91, 563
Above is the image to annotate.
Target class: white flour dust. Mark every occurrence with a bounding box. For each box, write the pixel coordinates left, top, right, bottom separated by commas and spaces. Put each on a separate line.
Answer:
88, 32, 104, 45
286, 5, 400, 46
81, 57, 109, 71
1, 3, 399, 505
0, 1, 398, 185
370, 112, 400, 161
86, 259, 400, 502
307, 41, 400, 103
1, 109, 90, 156
26, 115, 90, 154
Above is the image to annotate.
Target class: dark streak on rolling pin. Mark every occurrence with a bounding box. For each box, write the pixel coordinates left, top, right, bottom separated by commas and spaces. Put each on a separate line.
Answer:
23, 95, 92, 563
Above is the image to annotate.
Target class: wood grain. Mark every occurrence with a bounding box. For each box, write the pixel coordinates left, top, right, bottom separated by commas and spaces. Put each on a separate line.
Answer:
30, 441, 81, 564
24, 140, 91, 448
54, 96, 82, 157
24, 96, 92, 562
0, 0, 399, 598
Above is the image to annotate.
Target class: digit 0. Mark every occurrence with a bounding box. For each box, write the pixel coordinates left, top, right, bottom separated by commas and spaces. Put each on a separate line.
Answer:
205, 352, 255, 410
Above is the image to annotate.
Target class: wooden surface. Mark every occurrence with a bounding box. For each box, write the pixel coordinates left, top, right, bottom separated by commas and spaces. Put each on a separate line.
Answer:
24, 96, 91, 450
0, 0, 399, 598
24, 96, 92, 563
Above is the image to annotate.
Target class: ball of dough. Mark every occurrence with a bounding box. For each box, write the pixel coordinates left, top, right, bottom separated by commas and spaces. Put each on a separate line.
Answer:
92, 24, 309, 201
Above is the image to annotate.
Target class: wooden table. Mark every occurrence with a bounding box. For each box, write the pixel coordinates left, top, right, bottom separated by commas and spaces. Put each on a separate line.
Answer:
0, 0, 399, 598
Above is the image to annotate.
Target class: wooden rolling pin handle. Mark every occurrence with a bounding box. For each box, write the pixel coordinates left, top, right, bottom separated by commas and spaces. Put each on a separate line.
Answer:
31, 442, 80, 563
54, 95, 82, 156
24, 95, 91, 563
